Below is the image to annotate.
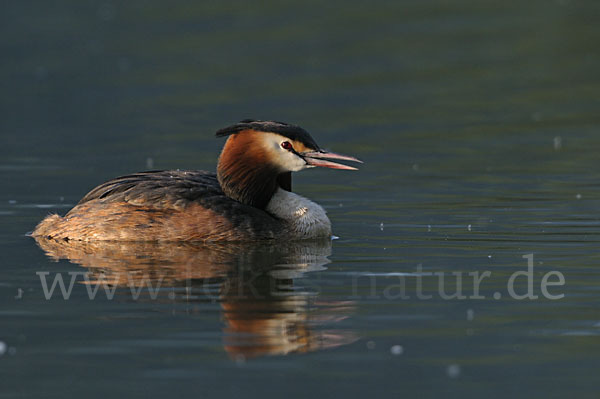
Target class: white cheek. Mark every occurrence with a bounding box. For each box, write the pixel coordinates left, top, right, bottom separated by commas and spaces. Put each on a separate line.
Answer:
271, 141, 305, 171
261, 134, 308, 172
282, 151, 307, 171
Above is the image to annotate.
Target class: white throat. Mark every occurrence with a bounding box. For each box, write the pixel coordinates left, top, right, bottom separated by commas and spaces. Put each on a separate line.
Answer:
266, 189, 332, 239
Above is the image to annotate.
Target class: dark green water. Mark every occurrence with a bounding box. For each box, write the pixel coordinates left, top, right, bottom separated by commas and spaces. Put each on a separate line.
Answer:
2, 1, 600, 398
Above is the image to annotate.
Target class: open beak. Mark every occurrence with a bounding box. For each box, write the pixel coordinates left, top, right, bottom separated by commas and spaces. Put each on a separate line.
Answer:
301, 150, 363, 170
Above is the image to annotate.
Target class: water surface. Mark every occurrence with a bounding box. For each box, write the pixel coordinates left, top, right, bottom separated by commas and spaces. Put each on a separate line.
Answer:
2, 1, 600, 398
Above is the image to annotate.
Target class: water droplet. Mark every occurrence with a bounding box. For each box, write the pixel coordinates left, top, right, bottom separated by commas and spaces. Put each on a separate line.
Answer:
447, 364, 461, 378
390, 345, 403, 355
366, 340, 376, 350
576, 193, 582, 200
235, 354, 246, 365
380, 222, 384, 231
553, 136, 562, 150
427, 225, 432, 232
467, 224, 472, 231
466, 309, 474, 321
0, 341, 6, 356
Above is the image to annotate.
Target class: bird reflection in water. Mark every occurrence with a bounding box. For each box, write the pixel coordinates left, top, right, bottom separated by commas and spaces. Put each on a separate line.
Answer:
33, 237, 358, 359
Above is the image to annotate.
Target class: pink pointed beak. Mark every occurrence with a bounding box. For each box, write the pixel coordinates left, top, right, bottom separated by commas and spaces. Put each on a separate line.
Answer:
302, 150, 363, 170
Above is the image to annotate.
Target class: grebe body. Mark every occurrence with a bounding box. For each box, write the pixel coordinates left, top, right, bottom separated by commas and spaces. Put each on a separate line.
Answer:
32, 120, 361, 242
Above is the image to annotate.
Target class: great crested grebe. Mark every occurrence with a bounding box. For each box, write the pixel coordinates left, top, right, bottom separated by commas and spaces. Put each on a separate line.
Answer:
31, 120, 362, 242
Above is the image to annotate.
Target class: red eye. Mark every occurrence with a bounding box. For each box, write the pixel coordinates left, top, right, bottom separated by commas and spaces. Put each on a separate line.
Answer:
281, 141, 293, 150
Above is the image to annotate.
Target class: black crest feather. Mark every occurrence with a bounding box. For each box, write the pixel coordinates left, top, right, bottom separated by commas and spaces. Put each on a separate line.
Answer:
215, 120, 320, 150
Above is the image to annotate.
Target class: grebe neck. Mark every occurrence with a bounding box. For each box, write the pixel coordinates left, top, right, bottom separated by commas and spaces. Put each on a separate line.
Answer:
217, 135, 282, 208
217, 161, 281, 209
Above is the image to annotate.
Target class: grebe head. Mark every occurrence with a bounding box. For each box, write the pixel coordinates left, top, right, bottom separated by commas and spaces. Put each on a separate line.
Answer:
215, 120, 362, 209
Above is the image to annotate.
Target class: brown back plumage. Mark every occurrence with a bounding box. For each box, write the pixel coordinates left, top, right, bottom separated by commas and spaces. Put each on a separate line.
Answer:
32, 170, 284, 241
